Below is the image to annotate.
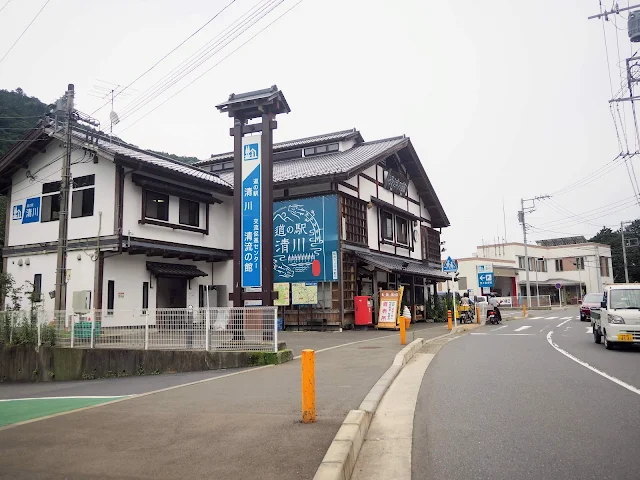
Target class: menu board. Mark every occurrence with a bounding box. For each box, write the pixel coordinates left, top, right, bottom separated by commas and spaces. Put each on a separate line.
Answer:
377, 287, 404, 329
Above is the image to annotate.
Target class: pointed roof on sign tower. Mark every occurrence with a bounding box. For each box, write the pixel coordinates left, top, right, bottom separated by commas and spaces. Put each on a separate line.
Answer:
215, 85, 290, 119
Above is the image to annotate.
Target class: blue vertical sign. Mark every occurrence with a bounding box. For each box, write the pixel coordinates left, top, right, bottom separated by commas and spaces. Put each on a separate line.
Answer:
22, 197, 41, 223
241, 134, 262, 288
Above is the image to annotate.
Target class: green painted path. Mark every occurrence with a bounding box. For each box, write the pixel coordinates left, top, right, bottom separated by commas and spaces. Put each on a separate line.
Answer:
0, 396, 126, 427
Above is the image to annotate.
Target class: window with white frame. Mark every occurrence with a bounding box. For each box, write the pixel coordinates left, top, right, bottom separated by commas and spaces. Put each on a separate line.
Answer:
41, 180, 61, 222
71, 174, 95, 218
555, 259, 564, 272
381, 211, 394, 240
396, 216, 409, 245
517, 256, 525, 269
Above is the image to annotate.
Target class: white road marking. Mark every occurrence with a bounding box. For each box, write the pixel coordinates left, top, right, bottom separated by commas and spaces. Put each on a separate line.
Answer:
586, 327, 593, 334
530, 316, 544, 320
559, 316, 572, 320
490, 325, 508, 332
540, 326, 548, 332
514, 325, 532, 332
0, 395, 132, 402
556, 319, 571, 328
499, 333, 536, 336
546, 316, 558, 320
471, 332, 488, 335
547, 331, 640, 396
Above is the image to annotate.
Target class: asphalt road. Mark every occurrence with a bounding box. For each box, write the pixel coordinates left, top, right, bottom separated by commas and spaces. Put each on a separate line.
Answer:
412, 308, 640, 480
0, 323, 448, 480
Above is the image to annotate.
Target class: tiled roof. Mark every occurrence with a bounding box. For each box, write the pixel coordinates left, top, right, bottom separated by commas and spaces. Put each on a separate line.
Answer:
196, 128, 362, 165
146, 261, 208, 278
352, 250, 450, 280
67, 130, 231, 189
218, 136, 407, 187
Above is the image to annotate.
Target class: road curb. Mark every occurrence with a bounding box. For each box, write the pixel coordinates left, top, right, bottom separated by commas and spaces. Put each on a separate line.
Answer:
312, 333, 452, 480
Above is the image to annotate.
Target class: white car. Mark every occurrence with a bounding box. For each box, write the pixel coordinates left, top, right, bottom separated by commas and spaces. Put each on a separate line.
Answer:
591, 284, 640, 350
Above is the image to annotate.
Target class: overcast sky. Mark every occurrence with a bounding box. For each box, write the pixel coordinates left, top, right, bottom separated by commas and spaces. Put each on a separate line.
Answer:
1, 0, 637, 258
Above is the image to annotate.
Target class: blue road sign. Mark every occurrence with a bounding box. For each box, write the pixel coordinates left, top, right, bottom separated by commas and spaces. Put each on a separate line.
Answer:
478, 272, 494, 288
442, 256, 457, 273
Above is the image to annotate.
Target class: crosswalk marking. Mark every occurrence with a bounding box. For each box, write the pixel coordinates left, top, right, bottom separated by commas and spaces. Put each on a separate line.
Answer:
514, 325, 532, 332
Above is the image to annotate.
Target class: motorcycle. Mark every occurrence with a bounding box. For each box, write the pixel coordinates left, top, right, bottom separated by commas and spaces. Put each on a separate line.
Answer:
487, 309, 498, 325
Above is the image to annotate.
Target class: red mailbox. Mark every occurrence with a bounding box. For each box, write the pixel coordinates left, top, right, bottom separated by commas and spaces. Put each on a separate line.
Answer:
354, 296, 373, 326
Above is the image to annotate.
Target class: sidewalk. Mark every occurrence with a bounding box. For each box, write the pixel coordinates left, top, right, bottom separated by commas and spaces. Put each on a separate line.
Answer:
0, 323, 449, 480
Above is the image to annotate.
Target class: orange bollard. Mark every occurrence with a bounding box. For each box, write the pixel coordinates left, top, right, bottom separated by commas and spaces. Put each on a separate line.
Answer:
476, 305, 481, 324
400, 316, 407, 345
523, 304, 527, 317
447, 310, 452, 330
301, 349, 316, 423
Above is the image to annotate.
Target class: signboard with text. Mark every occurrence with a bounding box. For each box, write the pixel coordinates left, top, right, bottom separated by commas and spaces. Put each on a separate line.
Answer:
377, 287, 404, 329
273, 195, 339, 283
478, 272, 494, 288
292, 282, 318, 305
241, 134, 262, 288
12, 196, 41, 224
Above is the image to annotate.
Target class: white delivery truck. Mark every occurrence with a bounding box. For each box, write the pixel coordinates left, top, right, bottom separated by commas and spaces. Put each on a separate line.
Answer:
591, 284, 640, 350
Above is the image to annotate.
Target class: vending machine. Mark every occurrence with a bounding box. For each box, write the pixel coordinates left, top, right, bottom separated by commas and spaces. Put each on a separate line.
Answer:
354, 296, 373, 326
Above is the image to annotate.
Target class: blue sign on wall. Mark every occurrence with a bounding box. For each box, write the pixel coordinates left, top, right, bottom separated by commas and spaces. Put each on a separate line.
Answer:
241, 135, 262, 288
22, 197, 40, 223
478, 272, 494, 288
273, 195, 339, 283
12, 196, 40, 224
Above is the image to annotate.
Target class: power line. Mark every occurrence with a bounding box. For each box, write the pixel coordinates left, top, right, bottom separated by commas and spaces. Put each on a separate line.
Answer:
0, 0, 51, 65
547, 153, 625, 196
0, 0, 10, 15
114, 0, 284, 126
116, 0, 306, 135
89, 0, 238, 116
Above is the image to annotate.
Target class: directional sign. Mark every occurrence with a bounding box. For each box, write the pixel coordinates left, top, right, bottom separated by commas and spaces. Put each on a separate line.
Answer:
442, 256, 457, 273
478, 272, 494, 288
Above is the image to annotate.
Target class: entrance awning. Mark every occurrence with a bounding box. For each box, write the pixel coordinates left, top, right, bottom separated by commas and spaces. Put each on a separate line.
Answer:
354, 250, 450, 280
146, 261, 208, 278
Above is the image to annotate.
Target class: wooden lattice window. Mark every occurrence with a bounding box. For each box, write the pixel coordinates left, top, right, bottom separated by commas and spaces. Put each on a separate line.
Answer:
341, 195, 368, 245
423, 226, 441, 264
342, 253, 356, 311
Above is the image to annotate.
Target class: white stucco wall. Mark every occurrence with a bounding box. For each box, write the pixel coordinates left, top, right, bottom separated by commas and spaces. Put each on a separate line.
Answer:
8, 146, 115, 246
101, 254, 216, 312
4, 251, 96, 312
120, 175, 232, 249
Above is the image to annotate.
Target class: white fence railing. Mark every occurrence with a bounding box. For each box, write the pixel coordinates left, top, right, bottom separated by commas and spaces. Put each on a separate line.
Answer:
494, 295, 552, 308
0, 307, 278, 353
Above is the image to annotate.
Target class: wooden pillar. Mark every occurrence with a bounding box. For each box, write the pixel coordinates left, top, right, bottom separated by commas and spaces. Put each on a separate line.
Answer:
260, 112, 275, 306
231, 118, 244, 307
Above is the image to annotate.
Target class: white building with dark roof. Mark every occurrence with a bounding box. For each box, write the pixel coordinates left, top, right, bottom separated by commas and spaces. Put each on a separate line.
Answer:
1, 125, 233, 318
197, 128, 450, 326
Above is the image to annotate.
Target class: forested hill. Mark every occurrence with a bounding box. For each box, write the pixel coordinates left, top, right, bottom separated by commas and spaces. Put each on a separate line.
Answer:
0, 88, 50, 156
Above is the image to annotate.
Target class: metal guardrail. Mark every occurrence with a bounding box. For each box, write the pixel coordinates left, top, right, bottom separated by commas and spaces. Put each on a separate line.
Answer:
0, 307, 278, 353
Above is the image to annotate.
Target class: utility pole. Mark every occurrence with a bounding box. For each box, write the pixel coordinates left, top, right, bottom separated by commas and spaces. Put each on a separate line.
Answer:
621, 221, 630, 283
54, 84, 74, 315
519, 195, 550, 307
595, 245, 603, 291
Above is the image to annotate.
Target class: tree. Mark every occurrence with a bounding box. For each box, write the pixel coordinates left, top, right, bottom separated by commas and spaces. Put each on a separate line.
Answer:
590, 221, 640, 283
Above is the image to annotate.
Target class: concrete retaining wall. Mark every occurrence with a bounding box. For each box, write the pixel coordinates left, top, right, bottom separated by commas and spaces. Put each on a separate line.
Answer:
0, 345, 292, 383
